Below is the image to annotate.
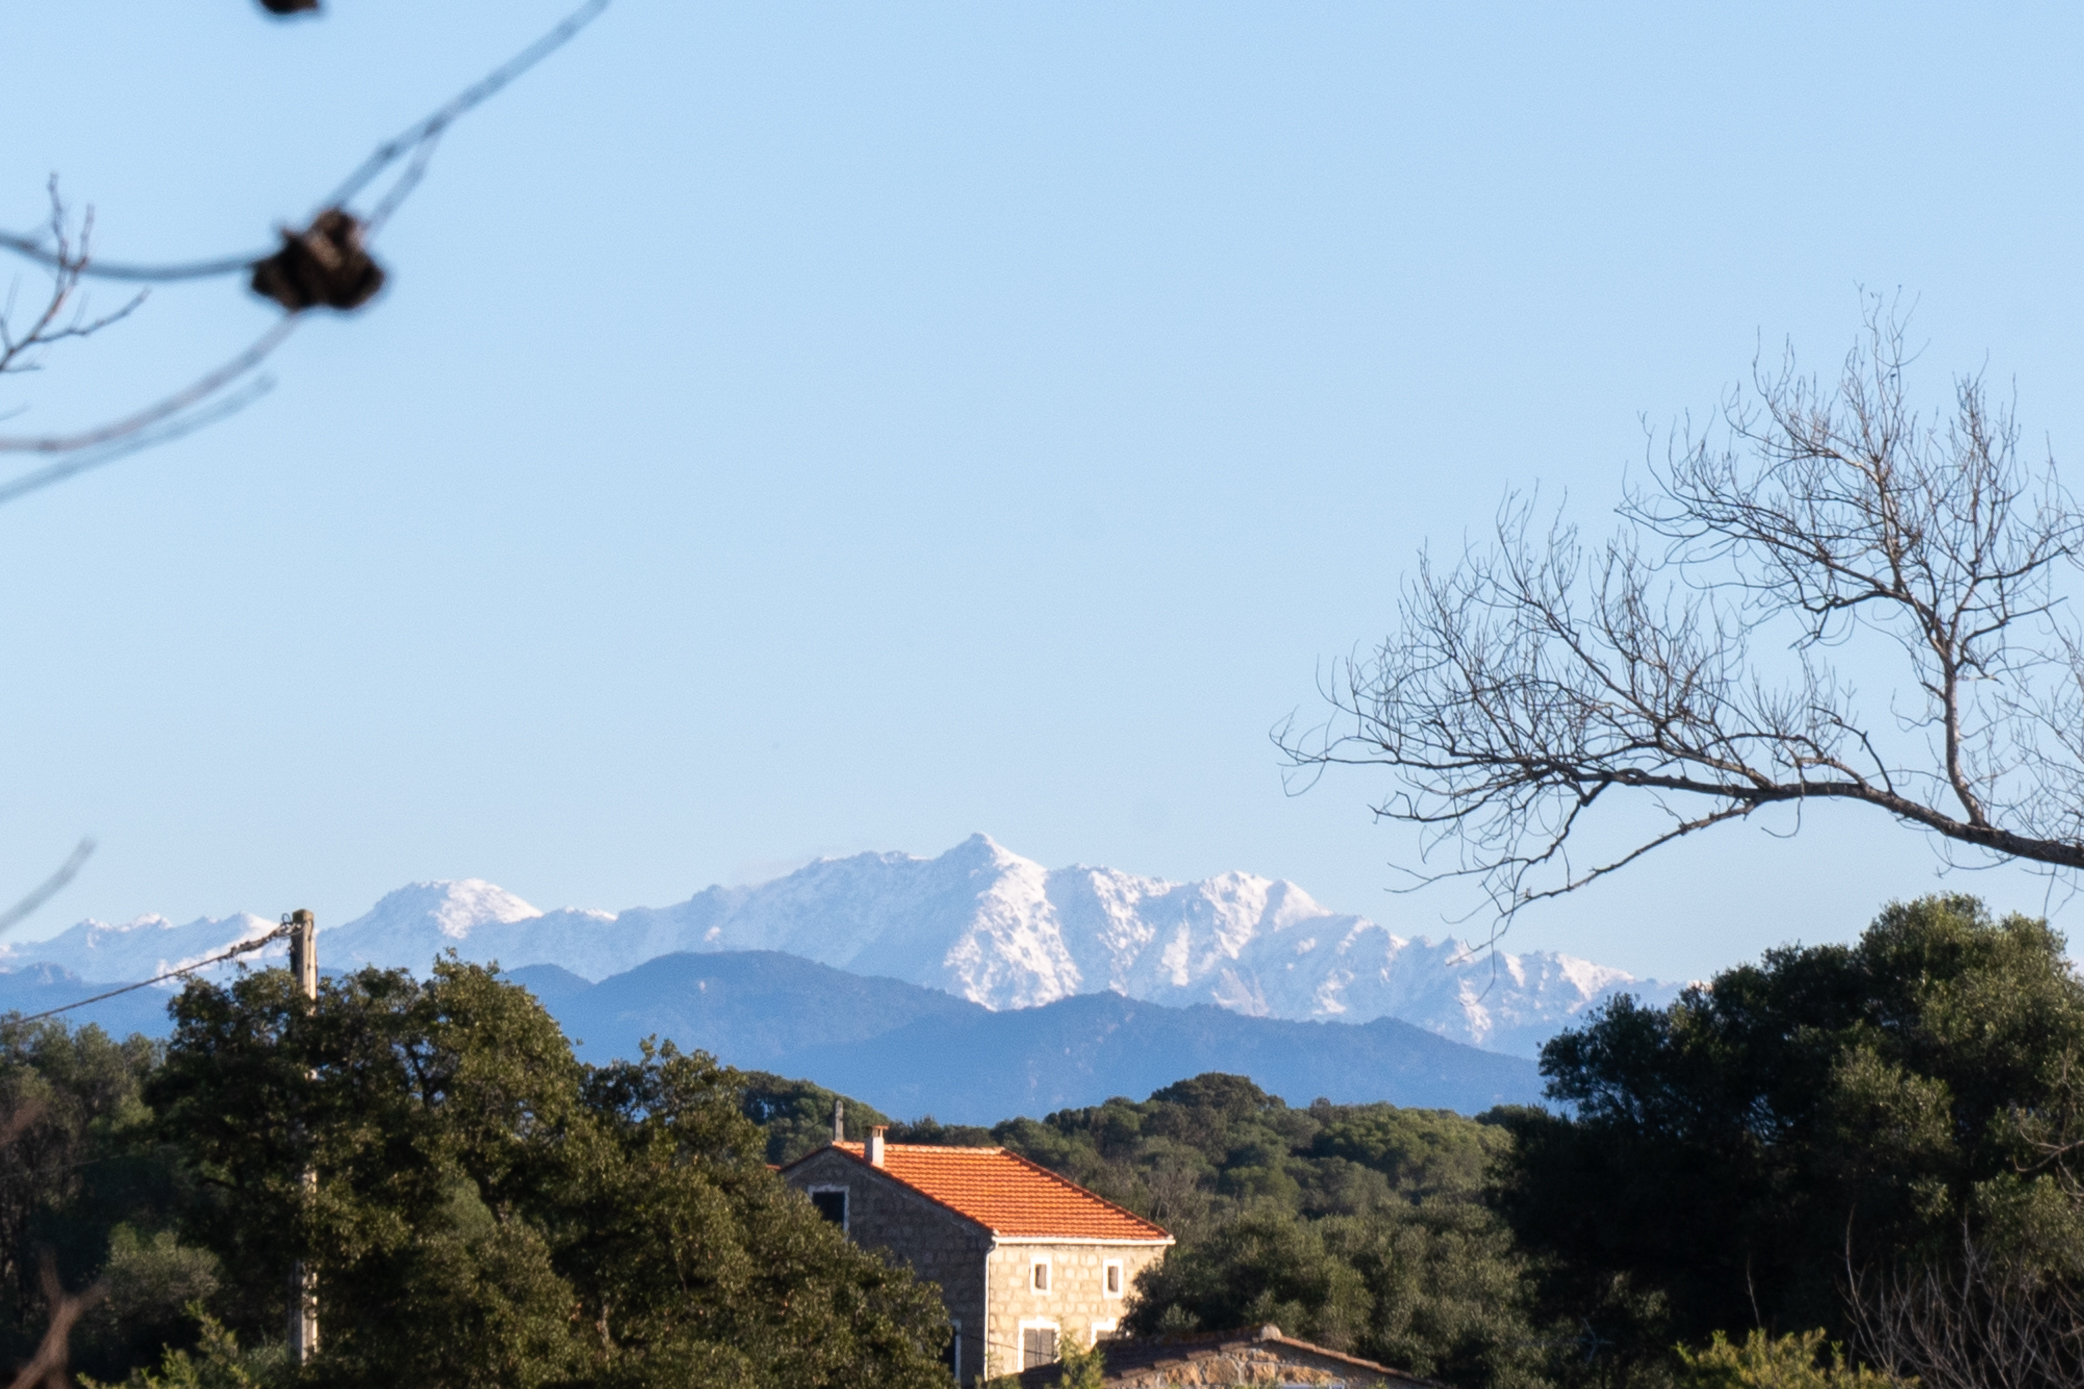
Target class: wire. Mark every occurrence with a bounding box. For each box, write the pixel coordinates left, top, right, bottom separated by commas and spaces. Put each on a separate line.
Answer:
0, 0, 611, 282
7, 925, 289, 1025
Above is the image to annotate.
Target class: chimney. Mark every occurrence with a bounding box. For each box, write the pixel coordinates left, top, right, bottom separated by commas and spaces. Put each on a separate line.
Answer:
867, 1125, 887, 1168
832, 1098, 845, 1144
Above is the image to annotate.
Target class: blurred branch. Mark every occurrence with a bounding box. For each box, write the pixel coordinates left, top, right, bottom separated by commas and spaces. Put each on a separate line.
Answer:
0, 1111, 104, 1389
0, 839, 92, 938
0, 0, 610, 493
3, 1257, 103, 1389
0, 318, 295, 458
0, 0, 611, 283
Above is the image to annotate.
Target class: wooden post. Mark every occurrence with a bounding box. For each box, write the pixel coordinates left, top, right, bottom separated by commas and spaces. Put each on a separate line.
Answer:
286, 909, 320, 1365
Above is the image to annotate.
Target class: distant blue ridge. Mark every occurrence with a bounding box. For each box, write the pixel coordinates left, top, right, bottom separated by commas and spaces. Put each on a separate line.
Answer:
2, 949, 1543, 1119
0, 962, 183, 1038
508, 951, 1543, 1119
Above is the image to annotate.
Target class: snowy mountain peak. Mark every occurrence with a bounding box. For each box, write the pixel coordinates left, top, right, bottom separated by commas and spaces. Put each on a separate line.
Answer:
3, 838, 1676, 1056
360, 880, 543, 940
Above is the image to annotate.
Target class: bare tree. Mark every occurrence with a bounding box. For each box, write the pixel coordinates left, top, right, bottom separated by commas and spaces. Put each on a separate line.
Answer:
1280, 302, 2084, 921
1847, 1234, 2084, 1389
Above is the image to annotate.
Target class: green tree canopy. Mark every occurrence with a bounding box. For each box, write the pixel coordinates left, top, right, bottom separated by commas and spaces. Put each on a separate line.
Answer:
889, 1073, 1548, 1389
0, 1017, 206, 1382
145, 958, 953, 1389
1497, 894, 2084, 1356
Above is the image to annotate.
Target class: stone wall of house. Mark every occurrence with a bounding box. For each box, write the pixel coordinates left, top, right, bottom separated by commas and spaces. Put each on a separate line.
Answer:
983, 1240, 1168, 1381
1107, 1345, 1390, 1387
782, 1149, 994, 1383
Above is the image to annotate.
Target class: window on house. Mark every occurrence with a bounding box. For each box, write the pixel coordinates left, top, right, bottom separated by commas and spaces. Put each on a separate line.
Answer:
945, 1320, 961, 1376
1031, 1259, 1050, 1292
808, 1187, 847, 1229
1091, 1318, 1118, 1342
1103, 1260, 1123, 1297
1021, 1326, 1058, 1369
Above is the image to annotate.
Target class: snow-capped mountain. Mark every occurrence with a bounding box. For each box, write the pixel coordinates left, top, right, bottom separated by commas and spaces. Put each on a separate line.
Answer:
3, 835, 1676, 1056
13, 910, 288, 984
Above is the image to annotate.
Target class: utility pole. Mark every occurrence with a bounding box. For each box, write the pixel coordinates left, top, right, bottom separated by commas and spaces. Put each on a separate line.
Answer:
286, 909, 320, 1366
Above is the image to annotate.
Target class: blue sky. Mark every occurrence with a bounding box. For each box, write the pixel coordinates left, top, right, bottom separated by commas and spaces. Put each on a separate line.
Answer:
1, 2, 2080, 981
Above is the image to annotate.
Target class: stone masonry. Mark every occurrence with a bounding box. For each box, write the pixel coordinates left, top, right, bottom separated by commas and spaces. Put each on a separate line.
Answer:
984, 1239, 1167, 1379
784, 1146, 994, 1381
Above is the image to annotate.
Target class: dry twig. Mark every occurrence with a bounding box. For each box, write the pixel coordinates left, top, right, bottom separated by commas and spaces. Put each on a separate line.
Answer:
1847, 1233, 2084, 1389
0, 0, 610, 497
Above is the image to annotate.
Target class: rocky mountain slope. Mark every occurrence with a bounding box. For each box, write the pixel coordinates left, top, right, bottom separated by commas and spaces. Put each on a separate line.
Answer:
4, 835, 1674, 1056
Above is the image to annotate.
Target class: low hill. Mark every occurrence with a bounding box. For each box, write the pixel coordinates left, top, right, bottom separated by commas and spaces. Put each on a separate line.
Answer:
0, 962, 172, 1037
512, 951, 1541, 1120
4, 948, 1543, 1119
503, 949, 980, 1064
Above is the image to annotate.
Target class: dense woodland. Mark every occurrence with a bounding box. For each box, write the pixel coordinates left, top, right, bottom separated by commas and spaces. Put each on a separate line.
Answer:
4, 892, 2082, 1388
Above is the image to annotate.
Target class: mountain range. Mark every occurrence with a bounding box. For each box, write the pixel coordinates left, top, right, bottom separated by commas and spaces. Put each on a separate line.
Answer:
0, 949, 1543, 1122
1, 834, 1674, 1057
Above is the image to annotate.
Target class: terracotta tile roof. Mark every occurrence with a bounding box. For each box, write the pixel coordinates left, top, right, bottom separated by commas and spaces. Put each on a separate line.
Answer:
822, 1143, 1171, 1243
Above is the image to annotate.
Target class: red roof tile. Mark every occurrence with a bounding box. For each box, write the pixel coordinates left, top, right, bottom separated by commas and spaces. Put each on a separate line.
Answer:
822, 1143, 1171, 1243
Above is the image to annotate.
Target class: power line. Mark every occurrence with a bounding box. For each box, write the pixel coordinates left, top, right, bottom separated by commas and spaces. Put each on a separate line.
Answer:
7, 924, 290, 1025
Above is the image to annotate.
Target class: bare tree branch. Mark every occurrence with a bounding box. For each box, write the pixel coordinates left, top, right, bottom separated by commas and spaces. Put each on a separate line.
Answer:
0, 184, 144, 384
1279, 300, 2084, 920
1847, 1231, 2084, 1389
0, 0, 611, 488
4, 1257, 103, 1389
0, 0, 611, 284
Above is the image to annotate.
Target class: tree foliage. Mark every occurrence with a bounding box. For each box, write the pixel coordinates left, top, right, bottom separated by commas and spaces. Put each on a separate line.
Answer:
0, 1018, 204, 1382
1496, 894, 2084, 1370
890, 1072, 1551, 1389
735, 1071, 889, 1166
128, 958, 955, 1389
17, 891, 2084, 1389
1675, 1331, 1897, 1389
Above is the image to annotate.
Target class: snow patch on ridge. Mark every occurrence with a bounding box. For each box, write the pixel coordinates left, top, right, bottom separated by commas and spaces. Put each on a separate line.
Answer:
3, 835, 1677, 1056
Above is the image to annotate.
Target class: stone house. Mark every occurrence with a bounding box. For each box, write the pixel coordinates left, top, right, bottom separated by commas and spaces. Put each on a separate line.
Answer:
1013, 1325, 1439, 1388
781, 1125, 1174, 1384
